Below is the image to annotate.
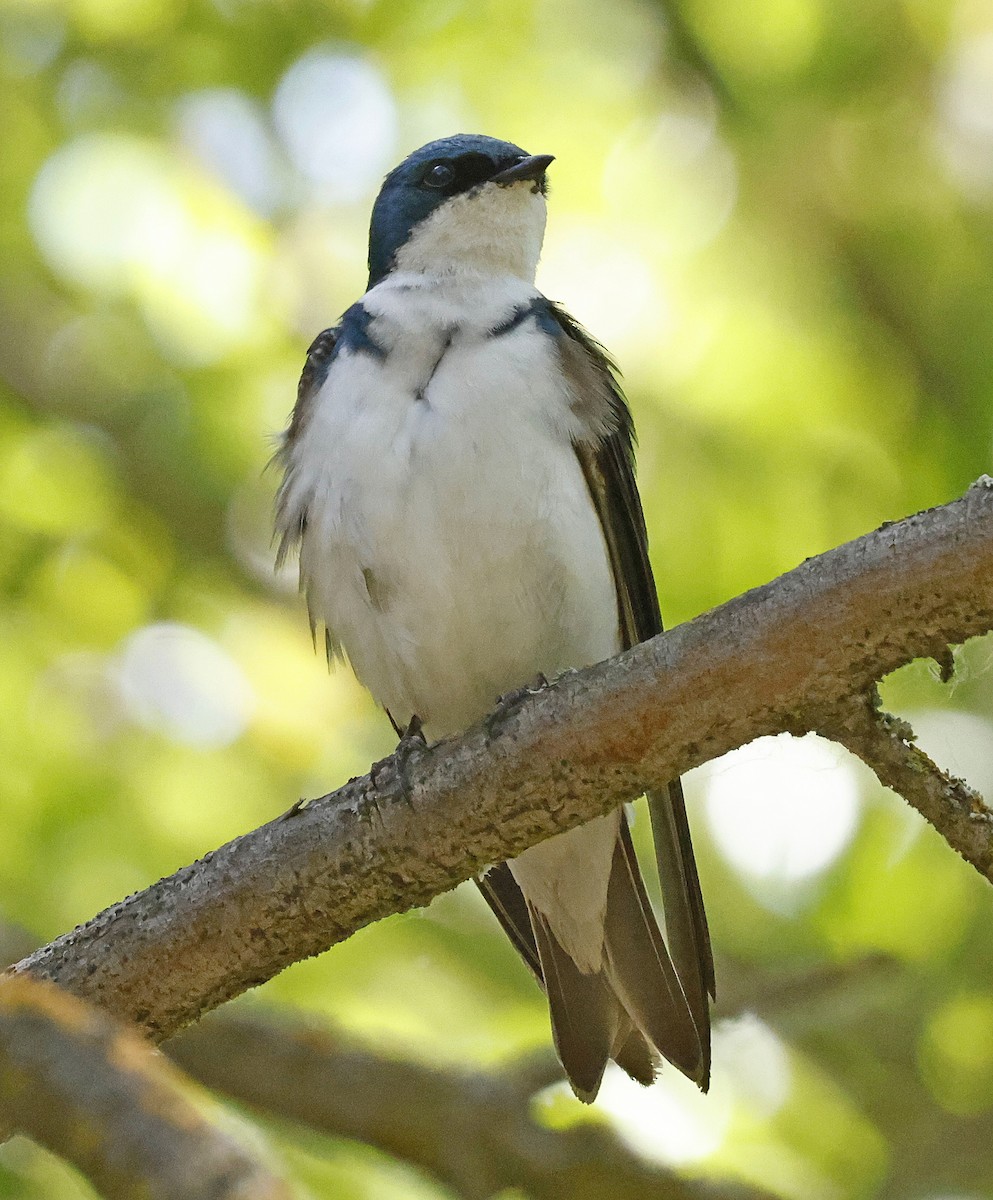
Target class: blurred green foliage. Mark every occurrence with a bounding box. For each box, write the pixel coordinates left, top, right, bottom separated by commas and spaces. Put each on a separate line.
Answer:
1, 0, 993, 1195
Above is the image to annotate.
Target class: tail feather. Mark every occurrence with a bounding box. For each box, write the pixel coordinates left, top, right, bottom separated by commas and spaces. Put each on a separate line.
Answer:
528, 902, 622, 1103
476, 863, 542, 983
482, 805, 713, 1102
652, 781, 715, 995
478, 865, 659, 1093
604, 822, 706, 1084
611, 1022, 659, 1088
648, 781, 715, 1086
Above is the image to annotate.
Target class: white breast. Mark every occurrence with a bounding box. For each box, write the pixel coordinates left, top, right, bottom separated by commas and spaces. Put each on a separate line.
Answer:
283, 271, 627, 969
287, 273, 620, 739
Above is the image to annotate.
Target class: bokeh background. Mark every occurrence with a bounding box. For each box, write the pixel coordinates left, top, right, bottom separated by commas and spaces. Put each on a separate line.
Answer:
2, 0, 993, 1195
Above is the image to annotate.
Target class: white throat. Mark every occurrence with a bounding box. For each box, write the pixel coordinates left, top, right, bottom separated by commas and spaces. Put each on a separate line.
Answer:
391, 181, 547, 283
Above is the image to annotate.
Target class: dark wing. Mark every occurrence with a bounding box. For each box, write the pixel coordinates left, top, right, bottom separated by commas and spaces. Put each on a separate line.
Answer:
477, 862, 543, 981
291, 326, 340, 439
274, 325, 339, 568
550, 304, 715, 1049
475, 300, 714, 1089
276, 305, 386, 585
274, 325, 346, 662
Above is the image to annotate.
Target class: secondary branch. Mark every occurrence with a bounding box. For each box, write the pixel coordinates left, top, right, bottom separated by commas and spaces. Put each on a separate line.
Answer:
168, 1011, 775, 1200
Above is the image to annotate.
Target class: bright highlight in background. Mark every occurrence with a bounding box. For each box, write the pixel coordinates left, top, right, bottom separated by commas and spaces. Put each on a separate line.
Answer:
538, 222, 670, 355
905, 709, 993, 801
700, 734, 861, 893
29, 133, 271, 363
115, 622, 255, 749
596, 1062, 730, 1166
596, 1015, 789, 1167
176, 88, 284, 217
272, 48, 397, 202
938, 32, 993, 197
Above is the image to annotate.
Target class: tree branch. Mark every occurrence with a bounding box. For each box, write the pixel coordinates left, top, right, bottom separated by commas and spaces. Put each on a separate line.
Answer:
164, 953, 893, 1200
7, 479, 993, 1043
826, 691, 993, 870
168, 1011, 773, 1200
166, 955, 893, 1200
653, 0, 738, 112
0, 927, 771, 1200
0, 976, 291, 1200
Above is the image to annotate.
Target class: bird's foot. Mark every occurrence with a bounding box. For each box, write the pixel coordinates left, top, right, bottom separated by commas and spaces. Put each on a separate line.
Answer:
278, 796, 310, 821
486, 673, 550, 736
398, 713, 426, 746
371, 714, 428, 808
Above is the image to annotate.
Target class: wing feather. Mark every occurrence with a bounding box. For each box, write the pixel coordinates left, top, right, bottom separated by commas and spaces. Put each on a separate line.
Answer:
275, 326, 344, 662
549, 304, 715, 1059
274, 325, 339, 567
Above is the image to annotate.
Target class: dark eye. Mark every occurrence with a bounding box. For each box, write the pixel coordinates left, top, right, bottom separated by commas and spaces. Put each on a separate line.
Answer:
424, 162, 455, 189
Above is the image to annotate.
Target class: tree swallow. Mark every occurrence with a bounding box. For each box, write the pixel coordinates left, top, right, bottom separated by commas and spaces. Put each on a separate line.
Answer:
276, 134, 713, 1101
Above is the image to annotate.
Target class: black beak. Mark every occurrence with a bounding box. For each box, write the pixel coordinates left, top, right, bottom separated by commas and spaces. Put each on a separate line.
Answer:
491, 154, 555, 186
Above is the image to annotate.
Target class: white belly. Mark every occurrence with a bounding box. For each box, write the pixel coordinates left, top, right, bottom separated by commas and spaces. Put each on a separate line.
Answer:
294, 281, 620, 738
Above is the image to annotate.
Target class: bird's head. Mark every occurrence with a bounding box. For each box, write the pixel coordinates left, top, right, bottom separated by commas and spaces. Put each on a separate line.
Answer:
367, 134, 554, 289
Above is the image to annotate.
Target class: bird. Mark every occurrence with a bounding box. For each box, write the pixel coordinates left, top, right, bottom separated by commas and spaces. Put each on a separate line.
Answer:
275, 133, 714, 1102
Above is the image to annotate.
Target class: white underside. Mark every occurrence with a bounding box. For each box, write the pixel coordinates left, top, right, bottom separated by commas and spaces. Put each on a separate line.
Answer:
283, 263, 622, 971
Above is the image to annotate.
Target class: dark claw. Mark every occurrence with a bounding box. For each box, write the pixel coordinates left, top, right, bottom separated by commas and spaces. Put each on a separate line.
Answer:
496, 672, 549, 709
400, 713, 426, 744
371, 714, 428, 808
934, 646, 956, 685
279, 797, 309, 821
486, 673, 551, 735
